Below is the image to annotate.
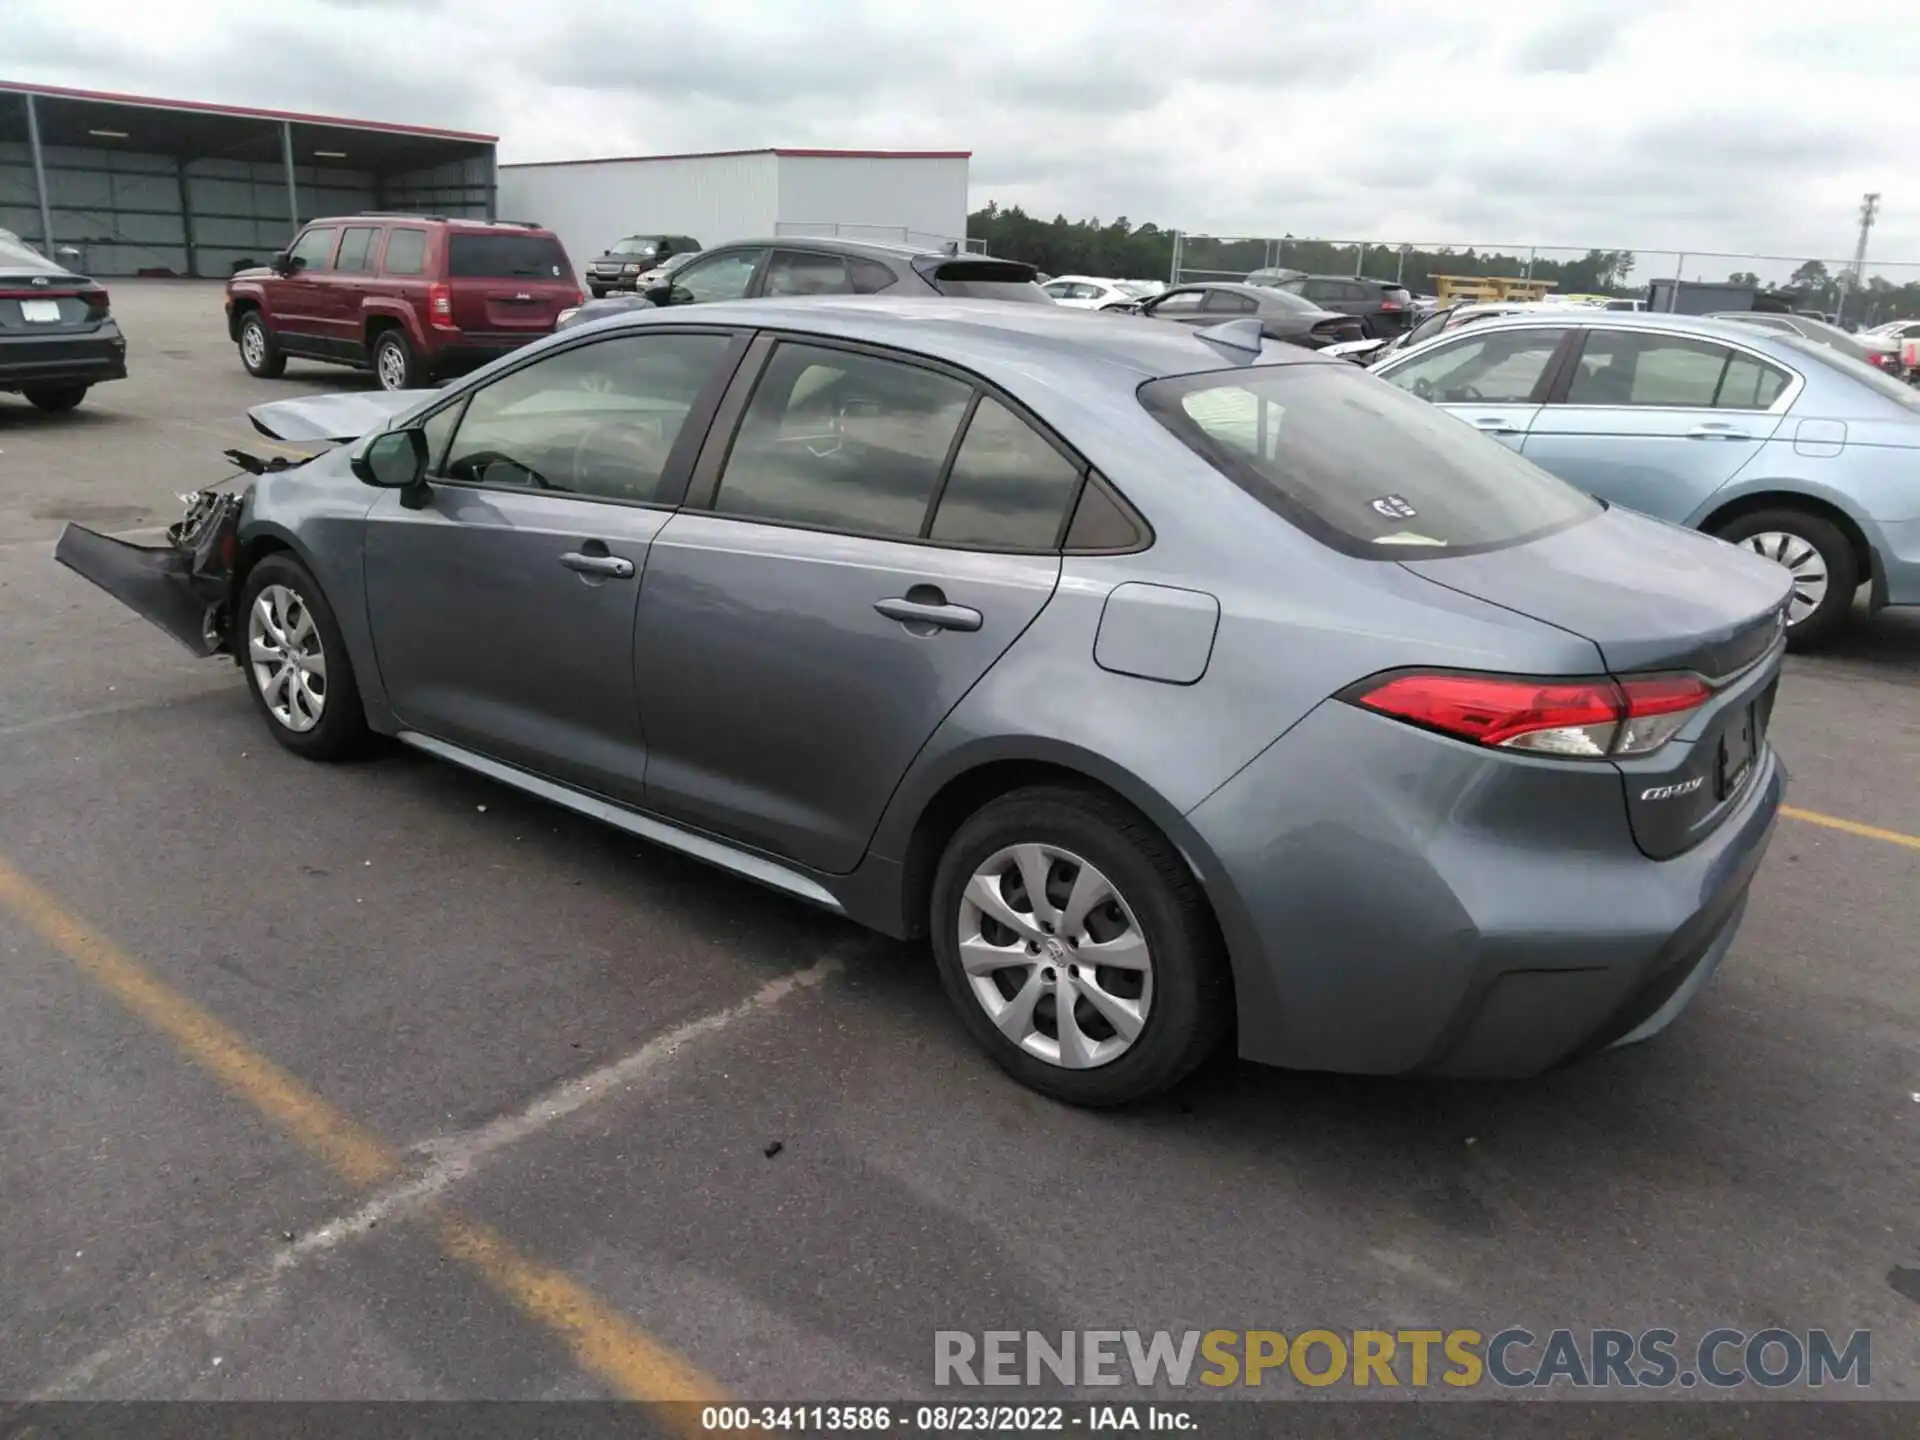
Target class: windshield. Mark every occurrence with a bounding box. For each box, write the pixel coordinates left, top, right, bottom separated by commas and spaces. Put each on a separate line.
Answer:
611, 237, 664, 256
1140, 362, 1599, 557
447, 233, 572, 280
1777, 334, 1920, 414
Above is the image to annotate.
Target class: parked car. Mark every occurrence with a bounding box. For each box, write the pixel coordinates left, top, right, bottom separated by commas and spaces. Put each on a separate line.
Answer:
1866, 318, 1920, 342
554, 237, 1050, 330
1708, 310, 1904, 377
1041, 276, 1160, 310
226, 214, 583, 391
585, 234, 702, 297
1374, 310, 1920, 644
0, 228, 126, 412
1127, 283, 1362, 348
55, 297, 1789, 1106
1253, 273, 1416, 338
1350, 300, 1537, 366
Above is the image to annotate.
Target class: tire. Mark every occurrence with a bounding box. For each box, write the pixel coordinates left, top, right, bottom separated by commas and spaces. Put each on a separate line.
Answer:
929, 784, 1231, 1107
238, 311, 286, 378
1710, 508, 1858, 650
23, 385, 88, 413
237, 553, 370, 761
371, 329, 422, 392
589, 286, 607, 299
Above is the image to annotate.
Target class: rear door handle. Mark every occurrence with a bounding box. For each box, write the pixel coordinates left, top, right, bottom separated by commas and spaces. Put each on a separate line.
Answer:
1687, 425, 1749, 440
874, 596, 983, 633
1470, 416, 1523, 435
560, 550, 635, 579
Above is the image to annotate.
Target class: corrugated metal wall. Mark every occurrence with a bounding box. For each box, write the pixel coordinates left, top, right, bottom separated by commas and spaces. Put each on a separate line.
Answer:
774, 155, 970, 251
498, 152, 781, 271
383, 155, 495, 220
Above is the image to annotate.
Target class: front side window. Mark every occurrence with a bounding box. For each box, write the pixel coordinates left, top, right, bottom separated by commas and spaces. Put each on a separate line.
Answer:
287, 227, 337, 272
1381, 327, 1566, 404
1564, 331, 1789, 409
712, 343, 972, 538
670, 249, 762, 304
1147, 290, 1204, 317
382, 228, 428, 276
762, 250, 895, 297
1201, 289, 1257, 314
333, 226, 379, 274
929, 396, 1085, 549
439, 333, 734, 503
1141, 363, 1598, 556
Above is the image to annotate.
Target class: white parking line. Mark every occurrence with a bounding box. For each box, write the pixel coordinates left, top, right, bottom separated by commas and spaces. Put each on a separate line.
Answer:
36, 952, 843, 1397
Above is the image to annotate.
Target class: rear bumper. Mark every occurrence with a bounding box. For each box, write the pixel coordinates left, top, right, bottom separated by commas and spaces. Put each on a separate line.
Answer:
1869, 517, 1920, 607
1187, 699, 1784, 1078
0, 325, 127, 389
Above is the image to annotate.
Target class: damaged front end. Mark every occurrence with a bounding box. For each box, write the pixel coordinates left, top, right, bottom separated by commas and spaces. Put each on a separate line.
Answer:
53, 477, 255, 658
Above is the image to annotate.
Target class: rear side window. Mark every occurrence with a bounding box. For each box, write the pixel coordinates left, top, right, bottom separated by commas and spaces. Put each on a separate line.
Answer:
1565, 331, 1789, 410
447, 232, 570, 280
1141, 363, 1599, 557
928, 396, 1084, 549
713, 343, 973, 538
382, 229, 428, 276
333, 226, 379, 274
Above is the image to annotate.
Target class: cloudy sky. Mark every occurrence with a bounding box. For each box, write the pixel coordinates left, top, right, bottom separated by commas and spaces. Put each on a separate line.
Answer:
4, 0, 1915, 278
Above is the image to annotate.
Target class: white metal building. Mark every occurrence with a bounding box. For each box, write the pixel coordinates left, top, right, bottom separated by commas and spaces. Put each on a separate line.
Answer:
498, 148, 972, 270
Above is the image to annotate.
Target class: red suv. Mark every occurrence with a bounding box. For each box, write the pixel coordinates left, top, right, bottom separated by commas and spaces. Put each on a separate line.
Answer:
225, 214, 582, 391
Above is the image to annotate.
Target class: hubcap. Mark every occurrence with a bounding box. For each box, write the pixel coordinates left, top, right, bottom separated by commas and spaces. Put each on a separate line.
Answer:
241, 324, 265, 367
377, 342, 407, 390
957, 843, 1152, 1070
247, 584, 327, 732
1743, 531, 1828, 625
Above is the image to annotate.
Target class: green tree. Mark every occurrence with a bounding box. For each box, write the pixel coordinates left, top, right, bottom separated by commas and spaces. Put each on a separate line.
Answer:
1727, 271, 1761, 287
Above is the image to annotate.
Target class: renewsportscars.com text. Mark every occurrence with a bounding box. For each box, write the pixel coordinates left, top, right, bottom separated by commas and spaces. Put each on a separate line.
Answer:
933, 1328, 1871, 1391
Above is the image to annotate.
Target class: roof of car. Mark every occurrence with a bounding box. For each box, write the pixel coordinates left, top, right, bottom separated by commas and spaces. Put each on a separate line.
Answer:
307, 214, 560, 233
587, 294, 1329, 384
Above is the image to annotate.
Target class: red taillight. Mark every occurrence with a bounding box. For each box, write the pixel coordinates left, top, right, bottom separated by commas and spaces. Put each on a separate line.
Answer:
1349, 670, 1712, 758
1378, 299, 1403, 312
1867, 352, 1894, 369
427, 282, 454, 328
85, 288, 110, 319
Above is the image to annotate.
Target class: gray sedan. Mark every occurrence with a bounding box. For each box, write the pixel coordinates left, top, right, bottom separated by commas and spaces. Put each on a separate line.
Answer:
57, 299, 1790, 1106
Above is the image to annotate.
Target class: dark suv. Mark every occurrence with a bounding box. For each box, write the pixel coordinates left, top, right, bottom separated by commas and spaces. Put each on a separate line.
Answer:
226, 215, 582, 391
556, 237, 1049, 330
1250, 273, 1414, 338
585, 235, 702, 296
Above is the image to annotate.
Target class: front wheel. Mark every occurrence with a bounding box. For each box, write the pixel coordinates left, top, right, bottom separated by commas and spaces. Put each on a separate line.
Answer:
238, 312, 286, 378
238, 554, 370, 761
23, 385, 88, 413
1712, 509, 1858, 649
929, 785, 1230, 1107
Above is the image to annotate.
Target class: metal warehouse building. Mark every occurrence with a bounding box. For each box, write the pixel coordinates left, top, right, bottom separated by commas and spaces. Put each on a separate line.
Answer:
498, 148, 973, 272
0, 81, 497, 278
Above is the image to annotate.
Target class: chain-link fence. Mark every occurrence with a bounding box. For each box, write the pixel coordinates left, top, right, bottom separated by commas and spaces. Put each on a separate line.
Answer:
1168, 234, 1920, 326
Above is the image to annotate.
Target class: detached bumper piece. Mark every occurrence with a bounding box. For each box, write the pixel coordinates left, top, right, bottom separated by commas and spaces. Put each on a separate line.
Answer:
53, 491, 245, 658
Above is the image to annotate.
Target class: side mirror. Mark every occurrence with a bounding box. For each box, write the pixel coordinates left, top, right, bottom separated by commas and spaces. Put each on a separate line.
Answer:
352, 428, 428, 493
643, 282, 676, 306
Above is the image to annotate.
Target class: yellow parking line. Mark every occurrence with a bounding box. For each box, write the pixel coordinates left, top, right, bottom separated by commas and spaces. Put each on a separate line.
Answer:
0, 854, 725, 1408
1782, 806, 1920, 853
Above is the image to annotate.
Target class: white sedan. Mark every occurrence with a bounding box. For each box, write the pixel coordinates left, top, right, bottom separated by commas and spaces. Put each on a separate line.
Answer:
1040, 275, 1162, 310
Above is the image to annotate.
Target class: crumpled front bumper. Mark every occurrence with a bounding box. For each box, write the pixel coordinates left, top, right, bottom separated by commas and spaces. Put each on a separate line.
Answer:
52, 489, 247, 657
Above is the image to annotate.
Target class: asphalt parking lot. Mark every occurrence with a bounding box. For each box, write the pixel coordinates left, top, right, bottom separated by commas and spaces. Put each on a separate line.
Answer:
1, 282, 1916, 1411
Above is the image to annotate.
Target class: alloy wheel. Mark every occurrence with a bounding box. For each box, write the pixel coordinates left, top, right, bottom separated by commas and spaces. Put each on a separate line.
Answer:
376, 341, 408, 391
957, 843, 1153, 1069
241, 323, 266, 368
1743, 530, 1828, 625
248, 583, 327, 732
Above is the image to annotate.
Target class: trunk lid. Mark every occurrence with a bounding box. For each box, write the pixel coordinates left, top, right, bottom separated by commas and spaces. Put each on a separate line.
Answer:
1399, 504, 1790, 676
444, 231, 578, 334
0, 271, 104, 335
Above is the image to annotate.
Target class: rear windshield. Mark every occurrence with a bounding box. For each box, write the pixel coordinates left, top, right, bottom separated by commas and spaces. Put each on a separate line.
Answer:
447, 233, 571, 280
1140, 363, 1600, 557
923, 259, 1053, 304
1777, 334, 1920, 414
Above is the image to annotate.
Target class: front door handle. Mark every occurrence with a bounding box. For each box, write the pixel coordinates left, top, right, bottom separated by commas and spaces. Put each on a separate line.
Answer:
875, 593, 983, 633
1687, 425, 1749, 440
1470, 416, 1523, 435
560, 550, 635, 579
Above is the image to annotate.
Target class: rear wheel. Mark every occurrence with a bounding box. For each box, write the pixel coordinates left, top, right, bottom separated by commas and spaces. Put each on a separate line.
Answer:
238, 554, 369, 761
929, 785, 1230, 1107
238, 312, 286, 378
23, 385, 88, 413
371, 329, 421, 391
1711, 508, 1857, 649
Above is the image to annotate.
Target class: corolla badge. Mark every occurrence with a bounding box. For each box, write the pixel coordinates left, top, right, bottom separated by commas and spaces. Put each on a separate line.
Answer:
1641, 777, 1705, 801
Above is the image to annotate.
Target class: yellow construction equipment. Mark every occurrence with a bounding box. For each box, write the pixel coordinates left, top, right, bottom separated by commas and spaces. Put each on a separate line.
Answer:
1431, 275, 1557, 305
